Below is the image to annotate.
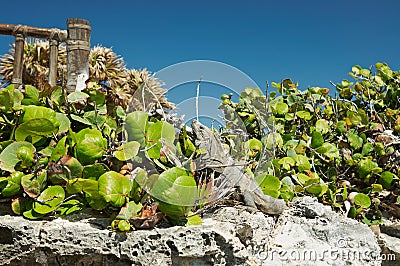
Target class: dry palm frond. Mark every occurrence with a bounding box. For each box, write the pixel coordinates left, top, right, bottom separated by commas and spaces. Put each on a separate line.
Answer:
89, 45, 126, 87
126, 68, 174, 110
0, 40, 67, 88
0, 41, 174, 112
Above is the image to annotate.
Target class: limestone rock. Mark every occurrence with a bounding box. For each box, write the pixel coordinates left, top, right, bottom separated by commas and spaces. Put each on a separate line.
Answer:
0, 197, 382, 265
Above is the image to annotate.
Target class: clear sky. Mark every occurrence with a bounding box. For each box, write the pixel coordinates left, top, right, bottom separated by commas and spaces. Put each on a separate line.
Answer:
1, 0, 399, 124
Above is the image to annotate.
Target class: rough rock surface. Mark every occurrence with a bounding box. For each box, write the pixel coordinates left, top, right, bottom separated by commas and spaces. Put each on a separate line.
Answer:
379, 219, 400, 266
0, 197, 384, 265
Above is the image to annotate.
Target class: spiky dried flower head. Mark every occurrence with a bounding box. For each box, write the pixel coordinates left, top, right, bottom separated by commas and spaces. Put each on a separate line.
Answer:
0, 39, 67, 88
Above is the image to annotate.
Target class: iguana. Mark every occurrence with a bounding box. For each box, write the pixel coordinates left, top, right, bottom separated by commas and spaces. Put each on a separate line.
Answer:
191, 120, 286, 215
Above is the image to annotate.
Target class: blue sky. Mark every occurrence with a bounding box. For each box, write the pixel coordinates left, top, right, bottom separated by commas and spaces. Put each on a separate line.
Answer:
1, 0, 399, 123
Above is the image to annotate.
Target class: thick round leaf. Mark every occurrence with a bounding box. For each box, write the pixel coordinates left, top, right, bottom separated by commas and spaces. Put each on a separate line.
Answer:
315, 119, 330, 135
23, 208, 44, 220
67, 91, 89, 103
146, 121, 175, 159
125, 111, 148, 146
1, 181, 21, 197
66, 178, 98, 194
150, 167, 188, 198
116, 201, 143, 220
33, 185, 65, 214
294, 154, 311, 171
354, 193, 371, 208
114, 141, 140, 161
59, 155, 83, 179
357, 158, 381, 179
0, 141, 36, 172
56, 113, 70, 133
50, 136, 68, 162
379, 172, 394, 189
21, 85, 40, 105
57, 199, 85, 216
75, 129, 107, 165
15, 118, 55, 143
316, 143, 339, 160
162, 175, 198, 206
347, 133, 363, 150
11, 197, 32, 215
98, 171, 131, 207
82, 163, 109, 180
274, 102, 289, 116
21, 172, 47, 198
311, 131, 324, 148
22, 105, 59, 125
305, 184, 328, 197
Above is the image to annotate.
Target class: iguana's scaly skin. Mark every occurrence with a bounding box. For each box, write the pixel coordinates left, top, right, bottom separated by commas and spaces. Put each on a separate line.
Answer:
191, 120, 286, 215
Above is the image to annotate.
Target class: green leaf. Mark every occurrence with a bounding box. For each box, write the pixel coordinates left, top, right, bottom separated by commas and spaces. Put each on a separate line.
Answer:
50, 136, 68, 162
15, 119, 56, 143
33, 185, 65, 214
379, 171, 394, 189
347, 133, 363, 150
354, 193, 371, 208
21, 172, 47, 198
21, 85, 40, 105
57, 199, 85, 216
70, 114, 93, 126
75, 128, 107, 165
296, 110, 312, 120
125, 111, 148, 146
294, 154, 311, 171
114, 141, 140, 161
357, 158, 382, 179
1, 180, 21, 197
278, 157, 295, 170
82, 163, 109, 180
11, 197, 32, 215
0, 86, 13, 112
23, 208, 44, 220
146, 121, 176, 159
306, 184, 328, 197
246, 138, 262, 158
98, 171, 131, 207
362, 143, 374, 156
66, 178, 98, 194
311, 131, 324, 148
239, 87, 263, 100
274, 102, 289, 116
257, 175, 281, 198
315, 119, 330, 135
22, 105, 59, 125
185, 214, 202, 226
316, 143, 339, 160
67, 91, 89, 103
116, 201, 143, 220
297, 173, 311, 185
0, 142, 36, 172
59, 155, 83, 179
335, 120, 347, 134
56, 113, 70, 133
85, 187, 108, 210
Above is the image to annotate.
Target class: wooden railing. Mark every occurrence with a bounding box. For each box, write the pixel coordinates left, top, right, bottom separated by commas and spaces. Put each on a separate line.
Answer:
0, 18, 91, 93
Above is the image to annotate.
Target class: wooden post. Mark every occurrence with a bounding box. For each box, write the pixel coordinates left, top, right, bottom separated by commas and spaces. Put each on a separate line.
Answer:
48, 38, 58, 87
66, 18, 91, 93
12, 32, 25, 88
